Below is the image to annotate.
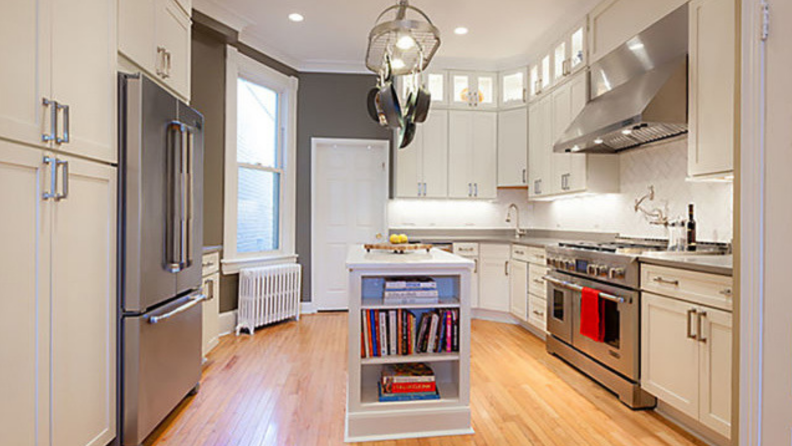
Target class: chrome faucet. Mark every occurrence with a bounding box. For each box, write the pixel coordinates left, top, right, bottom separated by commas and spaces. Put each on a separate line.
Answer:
506, 203, 526, 238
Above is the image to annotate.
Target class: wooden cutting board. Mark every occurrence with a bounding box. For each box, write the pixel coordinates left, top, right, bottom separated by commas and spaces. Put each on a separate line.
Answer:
363, 243, 433, 253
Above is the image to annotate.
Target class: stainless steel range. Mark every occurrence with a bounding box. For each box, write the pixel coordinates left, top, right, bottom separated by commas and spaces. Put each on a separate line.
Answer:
544, 240, 663, 409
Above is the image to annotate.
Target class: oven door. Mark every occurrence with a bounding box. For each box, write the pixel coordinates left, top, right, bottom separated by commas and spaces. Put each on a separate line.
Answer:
546, 272, 574, 344
562, 273, 640, 381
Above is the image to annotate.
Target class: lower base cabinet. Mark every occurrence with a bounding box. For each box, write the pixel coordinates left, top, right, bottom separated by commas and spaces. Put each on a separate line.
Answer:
478, 244, 510, 312
0, 140, 117, 446
509, 259, 528, 320
202, 271, 220, 356
641, 292, 732, 438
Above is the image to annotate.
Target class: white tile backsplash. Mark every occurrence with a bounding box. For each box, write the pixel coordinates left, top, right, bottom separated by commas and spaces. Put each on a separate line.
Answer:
389, 137, 733, 242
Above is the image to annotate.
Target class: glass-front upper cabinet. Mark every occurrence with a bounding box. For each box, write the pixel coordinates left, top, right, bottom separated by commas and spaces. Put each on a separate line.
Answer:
529, 65, 540, 100
570, 25, 586, 72
400, 70, 448, 107
553, 23, 587, 85
554, 42, 567, 82
450, 71, 498, 109
500, 67, 528, 108
540, 55, 551, 91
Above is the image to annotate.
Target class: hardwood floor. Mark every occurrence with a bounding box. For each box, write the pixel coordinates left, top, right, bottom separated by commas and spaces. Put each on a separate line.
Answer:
146, 313, 706, 446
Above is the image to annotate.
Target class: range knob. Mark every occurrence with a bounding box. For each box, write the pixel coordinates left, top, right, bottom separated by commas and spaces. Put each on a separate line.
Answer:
567, 260, 576, 271
597, 265, 609, 277
609, 267, 626, 280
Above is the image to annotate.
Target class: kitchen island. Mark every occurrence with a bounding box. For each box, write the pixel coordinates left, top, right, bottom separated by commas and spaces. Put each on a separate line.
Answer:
345, 246, 474, 442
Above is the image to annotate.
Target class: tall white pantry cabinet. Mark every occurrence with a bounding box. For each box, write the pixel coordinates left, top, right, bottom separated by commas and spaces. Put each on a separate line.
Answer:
0, 0, 117, 445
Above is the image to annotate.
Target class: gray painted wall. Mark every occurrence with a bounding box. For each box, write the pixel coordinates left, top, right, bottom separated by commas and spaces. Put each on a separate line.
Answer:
296, 73, 392, 303
191, 26, 389, 312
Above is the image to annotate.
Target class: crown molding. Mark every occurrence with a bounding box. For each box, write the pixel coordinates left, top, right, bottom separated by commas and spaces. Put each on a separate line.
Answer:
192, 0, 252, 32
238, 28, 303, 71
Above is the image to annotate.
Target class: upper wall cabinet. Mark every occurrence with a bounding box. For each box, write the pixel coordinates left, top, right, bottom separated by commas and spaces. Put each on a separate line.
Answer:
688, 0, 736, 179
450, 71, 498, 110
400, 70, 449, 108
497, 107, 528, 187
500, 68, 528, 109
395, 109, 449, 198
119, 0, 192, 101
588, 0, 688, 64
529, 22, 587, 101
0, 0, 116, 164
449, 111, 498, 198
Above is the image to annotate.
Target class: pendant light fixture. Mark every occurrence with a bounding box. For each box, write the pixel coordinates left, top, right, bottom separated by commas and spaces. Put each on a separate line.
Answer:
365, 0, 441, 76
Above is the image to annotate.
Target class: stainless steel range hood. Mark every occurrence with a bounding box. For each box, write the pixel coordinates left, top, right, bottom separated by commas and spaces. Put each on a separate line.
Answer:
554, 4, 688, 154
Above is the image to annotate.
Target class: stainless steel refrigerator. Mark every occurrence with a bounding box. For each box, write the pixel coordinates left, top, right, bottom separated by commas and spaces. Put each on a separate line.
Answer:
118, 73, 204, 446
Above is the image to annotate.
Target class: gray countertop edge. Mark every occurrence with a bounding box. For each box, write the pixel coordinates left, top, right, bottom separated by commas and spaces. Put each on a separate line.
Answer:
638, 255, 733, 277
203, 245, 223, 255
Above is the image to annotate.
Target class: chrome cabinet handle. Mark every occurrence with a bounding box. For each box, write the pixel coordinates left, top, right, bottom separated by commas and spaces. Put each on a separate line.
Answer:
533, 278, 544, 285
522, 168, 527, 184
202, 261, 214, 268
698, 311, 707, 343
204, 279, 215, 300
474, 183, 478, 197
54, 159, 68, 200
720, 288, 733, 297
473, 258, 478, 274
42, 98, 58, 142
468, 183, 472, 197
55, 103, 69, 144
532, 310, 544, 317
165, 50, 172, 78
505, 260, 509, 276
156, 46, 166, 76
687, 308, 698, 340
653, 276, 680, 286
148, 294, 206, 324
42, 156, 57, 200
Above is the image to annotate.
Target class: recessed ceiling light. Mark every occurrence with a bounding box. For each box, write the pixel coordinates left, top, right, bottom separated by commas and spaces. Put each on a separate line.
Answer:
288, 13, 304, 22
454, 27, 469, 35
391, 58, 406, 69
396, 35, 415, 50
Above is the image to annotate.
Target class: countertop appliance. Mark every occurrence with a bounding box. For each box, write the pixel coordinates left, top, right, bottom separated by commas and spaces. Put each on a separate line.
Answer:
544, 240, 662, 409
554, 4, 689, 154
118, 73, 205, 446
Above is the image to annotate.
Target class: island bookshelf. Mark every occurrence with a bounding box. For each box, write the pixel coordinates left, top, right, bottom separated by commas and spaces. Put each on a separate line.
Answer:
345, 247, 474, 442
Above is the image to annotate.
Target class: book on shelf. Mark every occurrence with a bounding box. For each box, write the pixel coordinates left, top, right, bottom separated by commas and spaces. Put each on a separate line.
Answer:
377, 383, 440, 402
381, 363, 436, 385
360, 309, 460, 358
384, 277, 437, 290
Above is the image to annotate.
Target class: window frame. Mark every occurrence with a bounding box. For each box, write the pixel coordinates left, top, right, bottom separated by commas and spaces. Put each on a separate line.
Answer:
223, 46, 298, 274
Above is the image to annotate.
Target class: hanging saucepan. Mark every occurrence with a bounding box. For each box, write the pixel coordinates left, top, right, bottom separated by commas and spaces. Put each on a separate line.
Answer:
366, 87, 380, 123
377, 55, 402, 129
399, 118, 417, 148
411, 52, 432, 123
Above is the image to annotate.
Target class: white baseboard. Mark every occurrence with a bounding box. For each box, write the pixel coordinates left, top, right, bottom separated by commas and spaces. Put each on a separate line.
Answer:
300, 301, 317, 315
218, 310, 237, 337
471, 308, 519, 324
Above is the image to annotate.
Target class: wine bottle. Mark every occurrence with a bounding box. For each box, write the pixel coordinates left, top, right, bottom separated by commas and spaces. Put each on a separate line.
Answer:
686, 203, 697, 251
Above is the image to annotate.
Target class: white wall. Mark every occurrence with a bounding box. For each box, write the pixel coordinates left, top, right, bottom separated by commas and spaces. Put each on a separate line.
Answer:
389, 138, 734, 242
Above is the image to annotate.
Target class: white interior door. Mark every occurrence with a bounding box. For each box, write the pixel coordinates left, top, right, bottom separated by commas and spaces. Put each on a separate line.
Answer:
313, 139, 389, 310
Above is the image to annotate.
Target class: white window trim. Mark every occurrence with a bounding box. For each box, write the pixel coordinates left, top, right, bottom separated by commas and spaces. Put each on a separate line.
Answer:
223, 46, 298, 275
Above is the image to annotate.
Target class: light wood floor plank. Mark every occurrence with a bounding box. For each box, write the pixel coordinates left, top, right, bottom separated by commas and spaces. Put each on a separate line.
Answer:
145, 313, 706, 446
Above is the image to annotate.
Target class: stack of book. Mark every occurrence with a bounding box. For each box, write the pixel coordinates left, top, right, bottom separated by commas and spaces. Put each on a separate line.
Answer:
360, 308, 459, 358
378, 363, 440, 402
383, 277, 439, 304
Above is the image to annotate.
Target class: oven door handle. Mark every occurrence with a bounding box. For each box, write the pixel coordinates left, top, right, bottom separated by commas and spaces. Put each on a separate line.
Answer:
542, 275, 629, 304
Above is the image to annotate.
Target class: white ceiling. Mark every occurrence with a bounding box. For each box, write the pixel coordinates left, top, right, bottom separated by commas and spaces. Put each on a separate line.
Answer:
195, 0, 601, 73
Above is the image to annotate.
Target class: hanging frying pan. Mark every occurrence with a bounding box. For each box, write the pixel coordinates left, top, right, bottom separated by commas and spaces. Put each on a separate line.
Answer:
366, 87, 380, 123
399, 119, 417, 148
377, 57, 402, 129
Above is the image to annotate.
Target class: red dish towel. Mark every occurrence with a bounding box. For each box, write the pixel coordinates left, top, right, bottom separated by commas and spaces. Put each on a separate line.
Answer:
580, 287, 605, 342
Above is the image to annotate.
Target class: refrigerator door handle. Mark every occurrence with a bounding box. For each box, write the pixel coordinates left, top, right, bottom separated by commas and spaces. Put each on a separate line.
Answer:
185, 126, 194, 269
179, 123, 189, 269
166, 121, 185, 272
148, 293, 206, 324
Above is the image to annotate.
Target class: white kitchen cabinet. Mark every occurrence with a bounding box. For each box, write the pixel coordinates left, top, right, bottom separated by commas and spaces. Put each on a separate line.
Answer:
450, 71, 498, 110
0, 141, 117, 446
500, 67, 528, 108
202, 272, 220, 356
448, 111, 497, 199
119, 0, 192, 101
509, 259, 529, 320
497, 107, 528, 187
641, 291, 732, 439
478, 244, 511, 312
588, 0, 687, 64
402, 70, 448, 107
396, 109, 448, 198
550, 73, 587, 194
553, 23, 587, 85
688, 0, 736, 179
453, 243, 480, 309
0, 0, 115, 164
528, 94, 552, 198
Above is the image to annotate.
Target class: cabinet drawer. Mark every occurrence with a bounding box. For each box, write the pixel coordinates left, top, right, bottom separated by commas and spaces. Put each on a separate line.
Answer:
641, 264, 733, 311
453, 242, 479, 256
528, 295, 547, 331
511, 244, 530, 262
526, 246, 547, 266
528, 264, 549, 297
202, 252, 219, 276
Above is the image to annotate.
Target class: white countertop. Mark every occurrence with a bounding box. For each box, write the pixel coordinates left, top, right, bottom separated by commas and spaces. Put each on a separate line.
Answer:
346, 246, 474, 270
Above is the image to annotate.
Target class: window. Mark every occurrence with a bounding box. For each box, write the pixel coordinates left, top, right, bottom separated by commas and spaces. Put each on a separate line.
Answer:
224, 47, 298, 272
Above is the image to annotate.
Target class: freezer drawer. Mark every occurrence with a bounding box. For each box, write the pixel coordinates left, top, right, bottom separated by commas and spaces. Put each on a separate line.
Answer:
123, 292, 203, 446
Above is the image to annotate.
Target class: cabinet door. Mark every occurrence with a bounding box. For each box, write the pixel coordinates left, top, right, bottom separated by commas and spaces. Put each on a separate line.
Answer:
500, 68, 527, 108
118, 0, 157, 73
421, 109, 449, 198
569, 25, 587, 74
553, 40, 567, 85
551, 84, 572, 195
478, 244, 511, 312
50, 157, 116, 446
474, 73, 498, 110
156, 0, 192, 101
0, 0, 51, 147
529, 65, 540, 100
528, 96, 551, 198
471, 259, 480, 309
202, 272, 221, 356
471, 112, 498, 198
395, 129, 421, 198
699, 307, 732, 438
566, 73, 589, 193
0, 142, 51, 445
509, 260, 529, 320
51, 0, 116, 163
641, 292, 700, 419
450, 72, 472, 108
688, 0, 736, 178
497, 108, 528, 187
448, 111, 473, 198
